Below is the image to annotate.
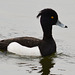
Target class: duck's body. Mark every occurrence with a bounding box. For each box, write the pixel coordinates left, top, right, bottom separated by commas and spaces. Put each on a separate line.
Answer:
0, 8, 67, 56
0, 36, 56, 56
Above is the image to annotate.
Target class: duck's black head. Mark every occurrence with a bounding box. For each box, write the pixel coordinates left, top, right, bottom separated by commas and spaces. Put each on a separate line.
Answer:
37, 8, 67, 28
37, 8, 67, 39
37, 8, 58, 25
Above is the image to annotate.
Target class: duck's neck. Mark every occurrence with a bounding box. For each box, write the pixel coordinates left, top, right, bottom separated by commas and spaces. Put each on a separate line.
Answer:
43, 26, 53, 41
40, 16, 53, 41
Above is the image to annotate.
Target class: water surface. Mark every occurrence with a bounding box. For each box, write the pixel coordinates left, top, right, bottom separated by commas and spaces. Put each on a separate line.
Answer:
0, 0, 75, 75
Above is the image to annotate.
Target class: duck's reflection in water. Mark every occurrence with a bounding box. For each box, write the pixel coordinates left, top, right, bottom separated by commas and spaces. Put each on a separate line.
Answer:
39, 55, 55, 75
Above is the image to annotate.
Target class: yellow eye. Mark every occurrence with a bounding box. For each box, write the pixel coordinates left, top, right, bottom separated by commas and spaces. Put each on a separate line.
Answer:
51, 16, 54, 19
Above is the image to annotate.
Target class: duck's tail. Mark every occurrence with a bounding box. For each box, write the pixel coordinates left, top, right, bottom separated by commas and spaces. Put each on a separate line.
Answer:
0, 42, 8, 51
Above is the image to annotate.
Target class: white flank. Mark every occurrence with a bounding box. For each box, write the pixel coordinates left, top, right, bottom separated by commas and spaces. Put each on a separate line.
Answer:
7, 42, 41, 56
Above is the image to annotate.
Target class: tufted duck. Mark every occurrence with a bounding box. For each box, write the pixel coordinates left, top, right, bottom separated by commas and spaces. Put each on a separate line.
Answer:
0, 8, 67, 56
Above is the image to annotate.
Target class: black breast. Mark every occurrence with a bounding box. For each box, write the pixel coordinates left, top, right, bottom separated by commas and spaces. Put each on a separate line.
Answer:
38, 38, 56, 56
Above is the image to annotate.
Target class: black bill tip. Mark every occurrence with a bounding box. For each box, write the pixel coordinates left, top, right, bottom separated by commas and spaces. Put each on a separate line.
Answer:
65, 26, 68, 28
